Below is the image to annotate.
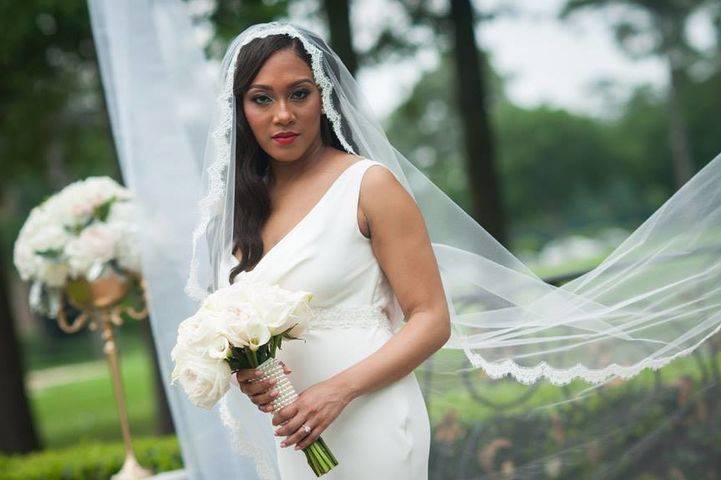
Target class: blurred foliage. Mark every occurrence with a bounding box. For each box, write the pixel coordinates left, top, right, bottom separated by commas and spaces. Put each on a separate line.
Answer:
385, 57, 721, 252
0, 435, 181, 480
2, 0, 720, 259
205, 0, 293, 57
560, 0, 714, 67
428, 372, 721, 479
0, 0, 117, 256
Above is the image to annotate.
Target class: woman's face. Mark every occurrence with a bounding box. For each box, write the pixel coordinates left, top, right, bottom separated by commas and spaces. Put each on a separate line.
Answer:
243, 48, 323, 163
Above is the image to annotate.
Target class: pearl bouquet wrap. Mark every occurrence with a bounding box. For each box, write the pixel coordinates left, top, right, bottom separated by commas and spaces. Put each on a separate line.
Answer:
254, 357, 298, 414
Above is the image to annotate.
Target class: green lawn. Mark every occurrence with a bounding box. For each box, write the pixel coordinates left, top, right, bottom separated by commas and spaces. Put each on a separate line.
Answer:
27, 340, 159, 449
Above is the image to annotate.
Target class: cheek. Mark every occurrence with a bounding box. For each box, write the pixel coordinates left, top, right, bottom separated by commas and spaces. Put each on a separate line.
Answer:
299, 98, 323, 129
243, 105, 266, 133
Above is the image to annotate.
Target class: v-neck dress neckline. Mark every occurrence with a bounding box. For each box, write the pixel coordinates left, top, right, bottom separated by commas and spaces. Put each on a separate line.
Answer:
230, 157, 368, 270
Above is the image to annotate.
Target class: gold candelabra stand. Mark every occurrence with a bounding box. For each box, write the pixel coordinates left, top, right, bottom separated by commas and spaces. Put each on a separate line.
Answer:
56, 268, 154, 480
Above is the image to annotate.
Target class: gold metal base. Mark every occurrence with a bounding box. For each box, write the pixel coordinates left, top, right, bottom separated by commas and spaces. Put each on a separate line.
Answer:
54, 272, 154, 480
111, 453, 154, 480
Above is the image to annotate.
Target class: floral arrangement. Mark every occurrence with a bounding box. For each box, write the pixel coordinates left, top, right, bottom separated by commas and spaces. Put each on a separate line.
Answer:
13, 176, 142, 315
171, 277, 339, 476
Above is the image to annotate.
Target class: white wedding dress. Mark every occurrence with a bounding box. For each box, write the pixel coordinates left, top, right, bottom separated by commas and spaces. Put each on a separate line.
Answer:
220, 157, 431, 479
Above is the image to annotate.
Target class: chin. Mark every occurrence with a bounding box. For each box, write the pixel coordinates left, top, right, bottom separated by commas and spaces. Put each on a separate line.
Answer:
267, 149, 302, 163
265, 143, 310, 163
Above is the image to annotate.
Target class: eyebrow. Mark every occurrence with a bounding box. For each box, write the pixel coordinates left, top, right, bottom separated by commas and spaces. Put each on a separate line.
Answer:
248, 78, 315, 91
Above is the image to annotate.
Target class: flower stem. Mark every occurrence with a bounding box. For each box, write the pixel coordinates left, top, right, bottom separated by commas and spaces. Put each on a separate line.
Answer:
301, 436, 337, 476
242, 348, 256, 368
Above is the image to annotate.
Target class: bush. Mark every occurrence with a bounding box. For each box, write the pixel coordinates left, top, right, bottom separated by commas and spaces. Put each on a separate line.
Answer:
0, 436, 182, 480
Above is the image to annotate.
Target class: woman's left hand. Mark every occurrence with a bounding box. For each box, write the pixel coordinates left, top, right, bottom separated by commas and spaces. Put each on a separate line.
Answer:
272, 378, 354, 450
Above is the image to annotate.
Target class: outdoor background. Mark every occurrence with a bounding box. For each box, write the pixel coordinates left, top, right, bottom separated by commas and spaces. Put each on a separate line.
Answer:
1, 0, 720, 479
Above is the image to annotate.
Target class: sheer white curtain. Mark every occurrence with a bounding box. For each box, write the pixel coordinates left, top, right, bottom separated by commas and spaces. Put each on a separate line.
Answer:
88, 0, 276, 478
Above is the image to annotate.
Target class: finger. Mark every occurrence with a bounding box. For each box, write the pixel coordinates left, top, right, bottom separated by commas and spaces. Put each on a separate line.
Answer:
295, 423, 324, 450
245, 377, 277, 397
280, 361, 292, 375
275, 411, 310, 440
250, 386, 280, 407
280, 418, 317, 449
272, 403, 298, 427
235, 369, 263, 385
237, 375, 263, 394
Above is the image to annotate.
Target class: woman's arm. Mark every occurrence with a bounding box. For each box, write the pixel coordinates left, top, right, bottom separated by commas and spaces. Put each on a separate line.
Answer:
271, 164, 451, 450
328, 164, 451, 397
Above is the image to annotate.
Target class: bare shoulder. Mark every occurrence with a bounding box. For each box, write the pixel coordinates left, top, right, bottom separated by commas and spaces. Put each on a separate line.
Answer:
358, 159, 420, 238
361, 160, 397, 188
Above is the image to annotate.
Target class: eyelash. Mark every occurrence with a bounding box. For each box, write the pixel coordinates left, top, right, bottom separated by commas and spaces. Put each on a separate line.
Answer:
251, 89, 310, 105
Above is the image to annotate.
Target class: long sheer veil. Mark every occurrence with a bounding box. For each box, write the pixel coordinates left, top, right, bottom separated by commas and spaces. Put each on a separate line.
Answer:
89, 0, 721, 478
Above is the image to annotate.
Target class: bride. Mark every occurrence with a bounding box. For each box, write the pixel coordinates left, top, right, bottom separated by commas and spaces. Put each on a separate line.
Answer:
89, 2, 721, 478
223, 34, 448, 477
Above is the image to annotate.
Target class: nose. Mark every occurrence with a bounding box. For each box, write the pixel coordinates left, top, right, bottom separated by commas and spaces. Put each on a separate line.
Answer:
273, 98, 295, 125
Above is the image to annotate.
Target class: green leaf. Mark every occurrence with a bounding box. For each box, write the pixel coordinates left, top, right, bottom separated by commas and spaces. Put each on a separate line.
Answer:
34, 248, 63, 259
93, 196, 117, 222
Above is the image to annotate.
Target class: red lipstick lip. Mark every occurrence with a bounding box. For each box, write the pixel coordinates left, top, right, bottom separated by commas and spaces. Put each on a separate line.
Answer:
272, 133, 299, 145
272, 132, 299, 139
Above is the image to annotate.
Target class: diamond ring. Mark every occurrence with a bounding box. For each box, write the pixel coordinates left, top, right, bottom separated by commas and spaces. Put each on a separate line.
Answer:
301, 424, 311, 435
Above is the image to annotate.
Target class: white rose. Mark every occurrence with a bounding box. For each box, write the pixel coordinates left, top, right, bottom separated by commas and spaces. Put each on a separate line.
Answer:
219, 302, 261, 347
32, 223, 70, 252
17, 223, 71, 286
175, 314, 221, 349
252, 285, 313, 336
200, 286, 244, 314
170, 353, 231, 410
66, 223, 120, 277
285, 313, 310, 339
70, 201, 94, 220
206, 335, 231, 360
223, 279, 313, 336
106, 201, 142, 274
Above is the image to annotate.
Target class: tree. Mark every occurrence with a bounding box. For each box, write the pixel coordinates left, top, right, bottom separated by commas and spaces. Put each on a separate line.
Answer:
447, 0, 505, 244
0, 255, 38, 453
356, 1, 510, 244
561, 0, 711, 189
321, 0, 358, 76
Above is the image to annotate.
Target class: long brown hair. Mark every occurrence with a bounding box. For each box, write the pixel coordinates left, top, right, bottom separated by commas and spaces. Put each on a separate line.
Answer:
228, 33, 356, 284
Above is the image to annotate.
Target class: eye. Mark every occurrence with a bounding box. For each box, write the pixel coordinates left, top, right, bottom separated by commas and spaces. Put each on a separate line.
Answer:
291, 89, 310, 101
251, 94, 272, 105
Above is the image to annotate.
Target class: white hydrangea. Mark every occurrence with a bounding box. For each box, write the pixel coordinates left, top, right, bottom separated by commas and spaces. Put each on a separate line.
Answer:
107, 200, 142, 273
65, 223, 121, 277
13, 176, 143, 294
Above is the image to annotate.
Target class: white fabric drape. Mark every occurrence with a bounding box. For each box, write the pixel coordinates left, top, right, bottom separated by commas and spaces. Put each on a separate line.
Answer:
88, 1, 276, 477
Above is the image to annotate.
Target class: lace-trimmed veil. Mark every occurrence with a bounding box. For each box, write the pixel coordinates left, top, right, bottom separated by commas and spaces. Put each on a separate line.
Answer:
89, 1, 721, 478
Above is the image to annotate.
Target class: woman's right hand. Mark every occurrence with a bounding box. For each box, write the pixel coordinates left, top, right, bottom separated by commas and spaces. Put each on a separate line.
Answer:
235, 361, 292, 413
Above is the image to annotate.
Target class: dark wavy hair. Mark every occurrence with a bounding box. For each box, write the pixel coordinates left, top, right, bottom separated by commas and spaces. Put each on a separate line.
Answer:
228, 33, 357, 284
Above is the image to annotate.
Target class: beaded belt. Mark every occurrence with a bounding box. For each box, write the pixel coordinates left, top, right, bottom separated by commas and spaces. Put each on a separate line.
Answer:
308, 304, 393, 332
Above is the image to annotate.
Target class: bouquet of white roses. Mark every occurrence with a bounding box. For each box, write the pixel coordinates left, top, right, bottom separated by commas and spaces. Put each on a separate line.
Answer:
171, 276, 339, 476
13, 176, 142, 316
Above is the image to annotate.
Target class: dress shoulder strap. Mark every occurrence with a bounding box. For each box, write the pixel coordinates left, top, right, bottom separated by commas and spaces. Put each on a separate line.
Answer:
334, 157, 392, 238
